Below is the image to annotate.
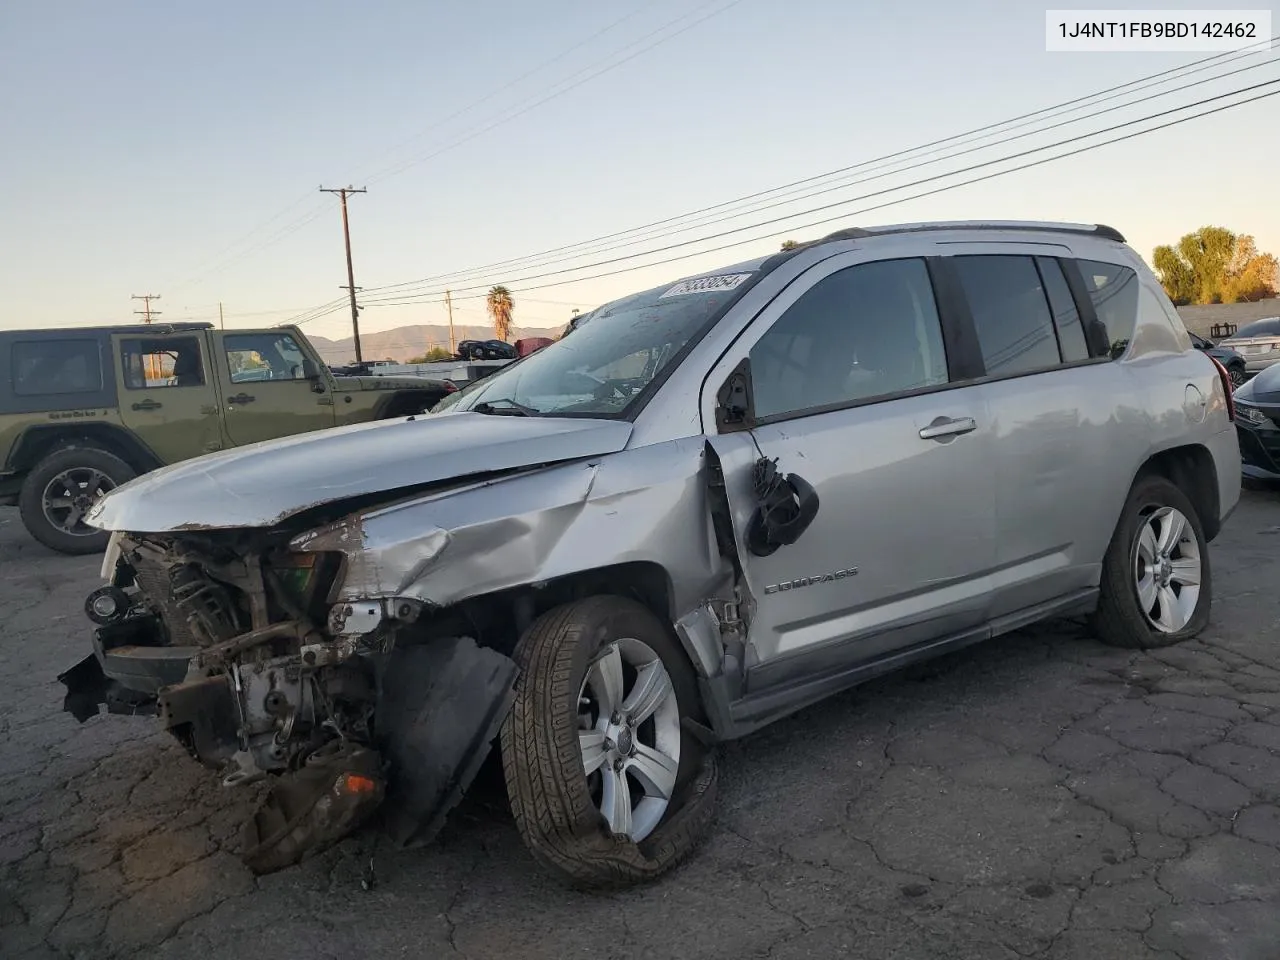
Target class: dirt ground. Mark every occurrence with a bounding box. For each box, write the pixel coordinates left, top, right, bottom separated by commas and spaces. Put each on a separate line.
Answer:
3, 491, 1280, 960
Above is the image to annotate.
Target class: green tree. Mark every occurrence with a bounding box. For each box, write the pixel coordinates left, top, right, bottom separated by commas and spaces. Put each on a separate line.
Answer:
487, 285, 515, 341
407, 346, 453, 363
1153, 227, 1278, 304
780, 240, 799, 251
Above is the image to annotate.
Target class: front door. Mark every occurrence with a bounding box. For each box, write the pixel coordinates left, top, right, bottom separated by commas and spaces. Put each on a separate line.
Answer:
115, 333, 225, 464
214, 331, 335, 446
702, 253, 997, 694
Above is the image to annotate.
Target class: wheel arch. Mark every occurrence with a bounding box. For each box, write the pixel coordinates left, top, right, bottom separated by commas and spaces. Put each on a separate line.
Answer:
1134, 442, 1222, 541
5, 424, 163, 476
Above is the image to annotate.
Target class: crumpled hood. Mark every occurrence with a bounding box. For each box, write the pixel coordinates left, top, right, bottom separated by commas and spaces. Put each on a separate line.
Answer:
87, 412, 632, 532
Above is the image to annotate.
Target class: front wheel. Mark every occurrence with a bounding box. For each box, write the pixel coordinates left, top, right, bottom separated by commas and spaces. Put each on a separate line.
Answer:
500, 596, 718, 889
18, 446, 136, 555
1229, 365, 1247, 389
1092, 475, 1211, 649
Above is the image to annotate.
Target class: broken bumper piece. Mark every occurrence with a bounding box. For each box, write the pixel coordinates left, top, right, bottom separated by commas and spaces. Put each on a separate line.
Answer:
58, 621, 519, 876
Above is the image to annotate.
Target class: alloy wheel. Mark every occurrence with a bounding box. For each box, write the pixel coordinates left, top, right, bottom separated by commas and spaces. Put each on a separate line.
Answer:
577, 637, 681, 842
42, 468, 116, 537
1132, 505, 1202, 634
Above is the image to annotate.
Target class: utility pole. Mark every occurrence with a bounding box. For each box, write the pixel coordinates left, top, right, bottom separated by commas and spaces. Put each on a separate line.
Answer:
444, 289, 456, 354
320, 185, 367, 363
131, 293, 162, 324
218, 302, 225, 330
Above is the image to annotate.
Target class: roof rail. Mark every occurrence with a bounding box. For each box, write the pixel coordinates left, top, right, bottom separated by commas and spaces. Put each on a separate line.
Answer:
817, 221, 1126, 244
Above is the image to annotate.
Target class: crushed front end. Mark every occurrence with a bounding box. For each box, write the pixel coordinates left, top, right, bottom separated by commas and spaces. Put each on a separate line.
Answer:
60, 528, 517, 874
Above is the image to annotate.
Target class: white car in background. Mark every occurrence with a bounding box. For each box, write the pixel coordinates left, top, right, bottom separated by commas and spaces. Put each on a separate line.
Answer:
1219, 317, 1280, 375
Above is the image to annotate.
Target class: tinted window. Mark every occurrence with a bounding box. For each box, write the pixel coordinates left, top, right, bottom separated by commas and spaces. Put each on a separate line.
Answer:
953, 256, 1060, 376
1078, 259, 1139, 359
1234, 318, 1280, 339
225, 333, 310, 383
1036, 257, 1089, 362
749, 258, 949, 419
121, 337, 205, 389
11, 339, 102, 396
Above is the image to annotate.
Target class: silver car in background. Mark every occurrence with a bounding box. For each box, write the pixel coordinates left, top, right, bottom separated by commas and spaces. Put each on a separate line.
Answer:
61, 220, 1241, 890
1219, 317, 1280, 375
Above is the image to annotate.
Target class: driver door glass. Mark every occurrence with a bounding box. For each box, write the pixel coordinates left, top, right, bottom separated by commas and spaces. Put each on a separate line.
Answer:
748, 258, 949, 420
215, 332, 333, 446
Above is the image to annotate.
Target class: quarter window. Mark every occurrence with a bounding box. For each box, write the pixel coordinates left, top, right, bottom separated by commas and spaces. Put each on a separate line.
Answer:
749, 258, 949, 420
952, 255, 1061, 376
11, 339, 102, 396
121, 337, 205, 389
1078, 259, 1139, 359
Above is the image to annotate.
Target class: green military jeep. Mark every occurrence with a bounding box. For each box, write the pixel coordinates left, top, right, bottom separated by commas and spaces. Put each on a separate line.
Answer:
0, 322, 457, 554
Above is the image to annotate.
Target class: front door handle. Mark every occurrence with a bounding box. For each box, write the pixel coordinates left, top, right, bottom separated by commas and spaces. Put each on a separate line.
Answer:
918, 416, 977, 441
131, 399, 162, 411
227, 393, 256, 406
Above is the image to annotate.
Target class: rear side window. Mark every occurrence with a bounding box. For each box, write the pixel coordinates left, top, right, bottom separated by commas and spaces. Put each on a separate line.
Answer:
1035, 258, 1090, 363
11, 339, 102, 396
1078, 259, 1139, 359
121, 337, 206, 389
952, 255, 1060, 376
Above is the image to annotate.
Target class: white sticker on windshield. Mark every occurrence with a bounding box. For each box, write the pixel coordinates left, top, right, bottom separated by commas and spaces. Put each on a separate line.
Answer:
660, 273, 753, 298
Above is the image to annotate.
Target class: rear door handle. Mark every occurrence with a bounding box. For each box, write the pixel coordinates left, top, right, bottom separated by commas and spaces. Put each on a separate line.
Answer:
131, 399, 162, 411
918, 416, 977, 441
228, 393, 256, 406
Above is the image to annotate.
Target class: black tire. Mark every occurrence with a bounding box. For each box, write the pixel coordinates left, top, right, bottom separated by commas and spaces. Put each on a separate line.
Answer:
1229, 364, 1247, 389
18, 446, 136, 555
1092, 474, 1211, 649
500, 595, 718, 890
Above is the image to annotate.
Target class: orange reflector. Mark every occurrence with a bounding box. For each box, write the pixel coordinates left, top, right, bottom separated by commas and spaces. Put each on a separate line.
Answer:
338, 773, 379, 795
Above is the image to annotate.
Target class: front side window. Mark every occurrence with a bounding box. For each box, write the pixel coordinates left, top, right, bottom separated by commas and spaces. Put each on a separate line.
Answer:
437, 261, 767, 417
1036, 257, 1090, 363
224, 333, 309, 383
11, 339, 102, 396
749, 258, 949, 420
121, 337, 205, 389
953, 255, 1061, 376
1078, 259, 1139, 359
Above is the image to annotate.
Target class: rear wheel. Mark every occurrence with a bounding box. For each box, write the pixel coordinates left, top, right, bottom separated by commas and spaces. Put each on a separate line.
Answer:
500, 596, 718, 889
18, 447, 135, 555
1229, 364, 1247, 389
1092, 475, 1211, 649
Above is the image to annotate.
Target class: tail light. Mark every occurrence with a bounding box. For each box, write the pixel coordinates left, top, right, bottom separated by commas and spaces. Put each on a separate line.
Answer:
442, 380, 459, 393
1208, 356, 1235, 421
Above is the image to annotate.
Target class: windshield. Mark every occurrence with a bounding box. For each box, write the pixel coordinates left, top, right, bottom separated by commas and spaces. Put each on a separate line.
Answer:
1231, 318, 1280, 339
434, 263, 764, 418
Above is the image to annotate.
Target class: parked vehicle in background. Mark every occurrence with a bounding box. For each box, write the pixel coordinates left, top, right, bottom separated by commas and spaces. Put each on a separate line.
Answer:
0, 322, 456, 554
61, 221, 1240, 891
1217, 317, 1280, 375
1189, 331, 1248, 388
1232, 362, 1280, 482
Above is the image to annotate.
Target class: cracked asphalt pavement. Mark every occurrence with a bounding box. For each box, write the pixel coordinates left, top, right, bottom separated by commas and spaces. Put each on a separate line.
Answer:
4, 492, 1280, 960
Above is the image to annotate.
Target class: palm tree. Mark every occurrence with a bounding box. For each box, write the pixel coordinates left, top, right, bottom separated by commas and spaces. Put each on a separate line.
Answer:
487, 285, 514, 341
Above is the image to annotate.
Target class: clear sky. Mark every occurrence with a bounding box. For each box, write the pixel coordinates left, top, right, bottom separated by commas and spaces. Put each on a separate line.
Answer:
1, 0, 1276, 343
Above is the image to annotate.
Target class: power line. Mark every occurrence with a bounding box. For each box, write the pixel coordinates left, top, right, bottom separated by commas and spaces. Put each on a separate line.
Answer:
357, 81, 1280, 308
356, 36, 1277, 296
160, 2, 735, 295
363, 0, 747, 187
356, 75, 1280, 304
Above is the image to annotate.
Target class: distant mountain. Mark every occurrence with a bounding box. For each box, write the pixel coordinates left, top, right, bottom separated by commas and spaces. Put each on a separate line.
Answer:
303, 323, 567, 364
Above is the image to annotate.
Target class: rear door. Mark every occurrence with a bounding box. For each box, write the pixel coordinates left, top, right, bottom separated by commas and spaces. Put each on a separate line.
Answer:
938, 248, 1132, 622
114, 332, 226, 464
702, 251, 998, 693
214, 330, 336, 446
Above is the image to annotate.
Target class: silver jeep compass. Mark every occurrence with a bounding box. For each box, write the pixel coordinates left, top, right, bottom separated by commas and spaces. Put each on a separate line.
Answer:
60, 220, 1242, 887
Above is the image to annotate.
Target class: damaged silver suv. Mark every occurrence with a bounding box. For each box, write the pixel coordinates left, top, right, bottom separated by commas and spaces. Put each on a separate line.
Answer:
60, 221, 1242, 887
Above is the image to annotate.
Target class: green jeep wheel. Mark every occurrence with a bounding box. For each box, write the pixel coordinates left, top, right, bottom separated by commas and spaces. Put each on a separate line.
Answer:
18, 446, 136, 555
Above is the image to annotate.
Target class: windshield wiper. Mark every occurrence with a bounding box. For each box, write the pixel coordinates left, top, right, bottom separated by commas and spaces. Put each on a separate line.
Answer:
472, 398, 541, 417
